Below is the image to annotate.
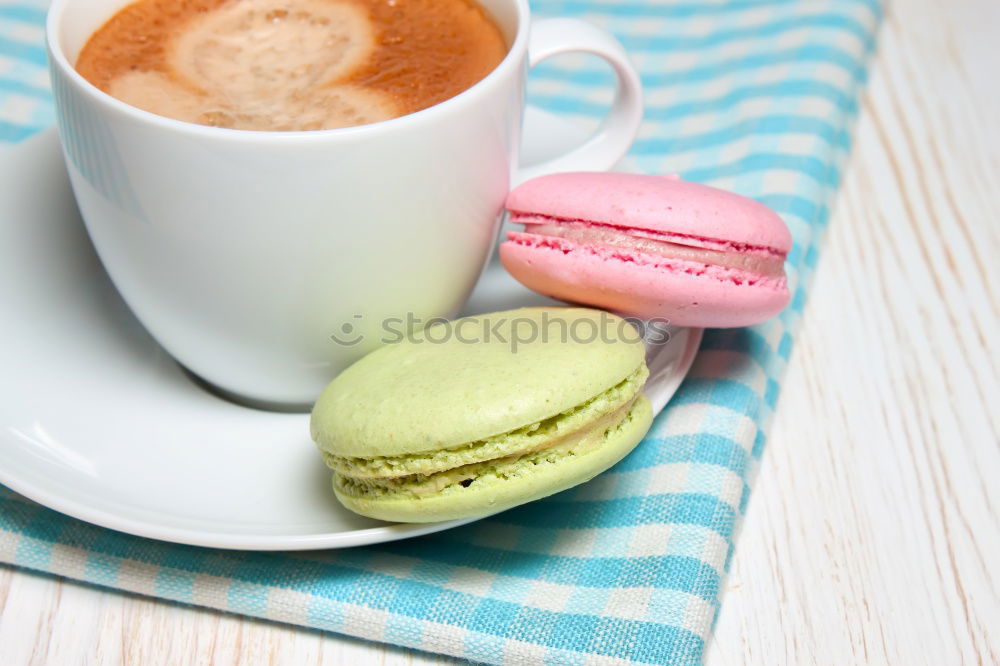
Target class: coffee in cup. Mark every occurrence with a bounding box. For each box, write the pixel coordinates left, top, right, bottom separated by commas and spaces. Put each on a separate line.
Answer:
75, 0, 507, 131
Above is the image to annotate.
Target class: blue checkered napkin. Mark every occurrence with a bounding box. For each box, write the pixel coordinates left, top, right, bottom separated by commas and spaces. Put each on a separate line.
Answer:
0, 0, 880, 663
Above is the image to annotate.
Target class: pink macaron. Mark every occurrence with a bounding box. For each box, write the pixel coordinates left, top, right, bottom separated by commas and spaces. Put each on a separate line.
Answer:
499, 172, 792, 328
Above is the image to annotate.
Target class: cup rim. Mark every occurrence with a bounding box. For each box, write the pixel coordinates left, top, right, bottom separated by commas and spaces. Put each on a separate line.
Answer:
45, 0, 530, 142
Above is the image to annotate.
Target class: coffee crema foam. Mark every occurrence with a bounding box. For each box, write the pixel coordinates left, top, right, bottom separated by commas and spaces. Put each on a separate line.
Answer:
76, 0, 507, 131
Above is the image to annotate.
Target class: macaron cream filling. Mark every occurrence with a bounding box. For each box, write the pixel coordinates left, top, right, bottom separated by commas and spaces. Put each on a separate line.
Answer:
509, 213, 788, 284
322, 363, 649, 480
334, 393, 647, 500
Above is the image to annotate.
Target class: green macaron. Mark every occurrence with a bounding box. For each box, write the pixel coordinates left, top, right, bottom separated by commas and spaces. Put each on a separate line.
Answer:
310, 306, 653, 523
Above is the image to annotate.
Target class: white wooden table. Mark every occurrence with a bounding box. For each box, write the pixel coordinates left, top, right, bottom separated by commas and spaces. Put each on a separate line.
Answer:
2, 0, 998, 662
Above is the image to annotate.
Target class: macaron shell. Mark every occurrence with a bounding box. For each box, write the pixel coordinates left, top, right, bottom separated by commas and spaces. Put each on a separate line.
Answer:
311, 307, 646, 458
322, 363, 648, 479
500, 237, 790, 327
506, 172, 792, 253
332, 394, 653, 523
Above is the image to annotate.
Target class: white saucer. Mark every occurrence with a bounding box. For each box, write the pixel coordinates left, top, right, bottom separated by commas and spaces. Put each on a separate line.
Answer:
0, 108, 702, 551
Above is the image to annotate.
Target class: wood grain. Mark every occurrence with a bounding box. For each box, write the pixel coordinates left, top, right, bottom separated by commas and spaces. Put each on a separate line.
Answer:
1, 0, 998, 663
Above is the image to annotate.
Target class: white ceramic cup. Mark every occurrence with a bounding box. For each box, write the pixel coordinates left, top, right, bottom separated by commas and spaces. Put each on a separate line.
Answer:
46, 0, 643, 408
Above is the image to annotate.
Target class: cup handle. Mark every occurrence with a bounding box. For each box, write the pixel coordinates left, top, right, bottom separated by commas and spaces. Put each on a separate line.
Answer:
516, 18, 643, 184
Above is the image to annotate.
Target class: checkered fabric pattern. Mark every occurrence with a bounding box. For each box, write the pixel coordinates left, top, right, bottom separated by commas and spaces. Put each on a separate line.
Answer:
0, 0, 881, 663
